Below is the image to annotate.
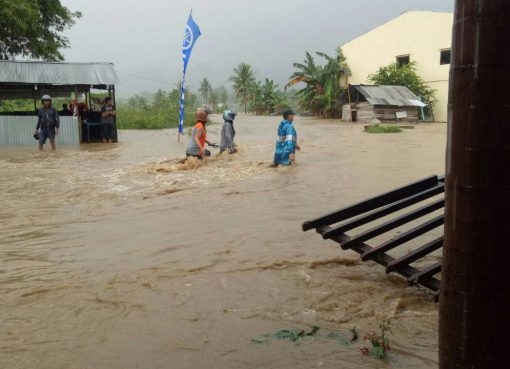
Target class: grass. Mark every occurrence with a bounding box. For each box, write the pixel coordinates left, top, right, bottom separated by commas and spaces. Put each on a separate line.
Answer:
117, 107, 219, 131
365, 124, 403, 134
116, 107, 196, 130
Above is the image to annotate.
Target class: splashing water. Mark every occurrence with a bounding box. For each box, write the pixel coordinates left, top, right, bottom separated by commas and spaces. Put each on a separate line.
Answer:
0, 115, 446, 369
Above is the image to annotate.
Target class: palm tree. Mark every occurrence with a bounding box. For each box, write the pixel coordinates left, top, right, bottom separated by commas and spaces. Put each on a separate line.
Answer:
199, 78, 212, 107
271, 92, 290, 115
248, 78, 288, 115
220, 90, 228, 107
229, 63, 256, 114
209, 90, 219, 113
248, 81, 265, 115
317, 47, 352, 90
287, 48, 351, 118
286, 52, 324, 116
261, 78, 279, 113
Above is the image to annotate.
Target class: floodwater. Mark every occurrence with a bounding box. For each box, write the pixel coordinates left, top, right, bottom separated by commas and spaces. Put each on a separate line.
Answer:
0, 116, 446, 369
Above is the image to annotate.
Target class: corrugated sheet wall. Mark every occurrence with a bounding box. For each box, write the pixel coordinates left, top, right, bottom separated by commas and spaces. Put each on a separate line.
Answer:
0, 116, 80, 146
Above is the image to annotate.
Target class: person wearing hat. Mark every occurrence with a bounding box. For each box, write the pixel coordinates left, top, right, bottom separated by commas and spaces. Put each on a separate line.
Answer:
272, 109, 300, 166
186, 108, 215, 159
220, 110, 237, 154
34, 95, 60, 150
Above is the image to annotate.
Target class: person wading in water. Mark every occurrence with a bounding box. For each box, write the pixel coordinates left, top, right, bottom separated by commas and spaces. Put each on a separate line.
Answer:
34, 95, 60, 151
186, 108, 216, 159
272, 109, 300, 166
101, 97, 116, 143
219, 110, 237, 154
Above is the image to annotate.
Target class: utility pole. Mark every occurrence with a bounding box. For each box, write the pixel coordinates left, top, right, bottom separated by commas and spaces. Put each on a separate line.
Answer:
440, 1, 510, 368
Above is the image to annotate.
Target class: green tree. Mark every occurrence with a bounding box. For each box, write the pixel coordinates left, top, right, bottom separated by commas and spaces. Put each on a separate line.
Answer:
214, 86, 229, 110
248, 81, 265, 115
248, 79, 289, 115
152, 89, 167, 110
209, 90, 219, 113
261, 78, 279, 113
271, 92, 290, 115
0, 99, 34, 112
287, 48, 351, 118
229, 63, 256, 114
118, 87, 199, 130
0, 0, 81, 61
127, 95, 150, 110
368, 61, 437, 115
198, 78, 212, 106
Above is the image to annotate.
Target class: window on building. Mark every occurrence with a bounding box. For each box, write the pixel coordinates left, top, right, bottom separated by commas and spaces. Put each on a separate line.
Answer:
440, 49, 451, 65
396, 55, 410, 67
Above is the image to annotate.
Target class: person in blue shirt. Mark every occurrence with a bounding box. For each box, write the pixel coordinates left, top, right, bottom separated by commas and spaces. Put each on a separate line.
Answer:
272, 109, 301, 166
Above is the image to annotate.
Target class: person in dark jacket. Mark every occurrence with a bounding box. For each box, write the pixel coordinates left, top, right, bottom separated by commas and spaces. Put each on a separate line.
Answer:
34, 95, 60, 150
220, 110, 237, 154
60, 103, 72, 116
101, 97, 116, 143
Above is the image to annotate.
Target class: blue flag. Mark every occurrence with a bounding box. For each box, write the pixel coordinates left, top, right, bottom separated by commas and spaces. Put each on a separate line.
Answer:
179, 13, 202, 135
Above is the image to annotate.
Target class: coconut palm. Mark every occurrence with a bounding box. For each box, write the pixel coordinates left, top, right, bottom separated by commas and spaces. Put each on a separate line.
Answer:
199, 78, 212, 106
229, 63, 256, 114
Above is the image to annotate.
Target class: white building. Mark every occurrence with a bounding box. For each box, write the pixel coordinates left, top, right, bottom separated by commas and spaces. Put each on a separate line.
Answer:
341, 11, 453, 122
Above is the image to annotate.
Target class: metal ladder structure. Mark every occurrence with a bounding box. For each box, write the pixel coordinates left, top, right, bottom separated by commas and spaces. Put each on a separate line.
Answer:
302, 175, 444, 301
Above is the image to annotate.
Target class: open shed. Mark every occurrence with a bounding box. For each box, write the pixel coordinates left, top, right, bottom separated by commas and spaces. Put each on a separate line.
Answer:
341, 85, 426, 123
0, 61, 119, 145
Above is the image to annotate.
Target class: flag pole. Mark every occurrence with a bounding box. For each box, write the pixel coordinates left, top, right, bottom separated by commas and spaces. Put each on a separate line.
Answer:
178, 9, 191, 142
178, 9, 200, 142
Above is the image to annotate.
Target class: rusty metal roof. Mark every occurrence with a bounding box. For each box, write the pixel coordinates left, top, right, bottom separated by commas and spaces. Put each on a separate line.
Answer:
352, 85, 427, 107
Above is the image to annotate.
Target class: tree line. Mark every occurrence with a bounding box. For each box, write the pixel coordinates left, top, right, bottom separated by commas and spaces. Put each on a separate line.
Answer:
229, 63, 293, 115
225, 48, 435, 119
117, 85, 199, 129
0, 1, 437, 123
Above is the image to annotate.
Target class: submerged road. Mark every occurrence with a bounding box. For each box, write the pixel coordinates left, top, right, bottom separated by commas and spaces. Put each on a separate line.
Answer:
0, 116, 446, 369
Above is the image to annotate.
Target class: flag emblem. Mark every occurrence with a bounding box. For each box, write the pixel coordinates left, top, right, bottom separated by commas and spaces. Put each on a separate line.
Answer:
178, 12, 202, 135
183, 26, 194, 50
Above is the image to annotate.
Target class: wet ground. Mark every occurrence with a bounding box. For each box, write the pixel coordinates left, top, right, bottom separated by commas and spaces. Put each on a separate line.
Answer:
0, 115, 446, 369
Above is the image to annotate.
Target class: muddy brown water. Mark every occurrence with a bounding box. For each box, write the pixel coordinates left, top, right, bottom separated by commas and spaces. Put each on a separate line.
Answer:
0, 116, 446, 369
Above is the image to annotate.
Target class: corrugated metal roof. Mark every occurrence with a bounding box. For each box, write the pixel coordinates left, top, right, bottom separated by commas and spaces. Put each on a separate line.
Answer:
353, 85, 426, 107
0, 61, 119, 85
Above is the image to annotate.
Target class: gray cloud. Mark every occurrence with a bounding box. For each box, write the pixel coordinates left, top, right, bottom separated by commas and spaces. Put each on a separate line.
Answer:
61, 0, 453, 96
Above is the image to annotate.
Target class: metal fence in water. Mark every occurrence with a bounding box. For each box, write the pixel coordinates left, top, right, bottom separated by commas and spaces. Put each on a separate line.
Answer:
303, 175, 444, 301
0, 116, 79, 146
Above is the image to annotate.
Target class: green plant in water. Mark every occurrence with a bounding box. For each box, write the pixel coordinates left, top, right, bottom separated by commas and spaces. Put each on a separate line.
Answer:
252, 326, 320, 344
365, 124, 402, 134
360, 320, 392, 359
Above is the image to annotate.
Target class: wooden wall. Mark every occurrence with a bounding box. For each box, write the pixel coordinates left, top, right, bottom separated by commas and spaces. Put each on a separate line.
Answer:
342, 103, 420, 122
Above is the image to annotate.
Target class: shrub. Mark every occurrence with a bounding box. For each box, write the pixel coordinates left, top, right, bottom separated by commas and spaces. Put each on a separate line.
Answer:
365, 124, 402, 133
117, 88, 199, 130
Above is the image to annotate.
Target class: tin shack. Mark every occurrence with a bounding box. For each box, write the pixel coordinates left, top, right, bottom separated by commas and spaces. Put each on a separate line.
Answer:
0, 61, 119, 145
341, 85, 427, 123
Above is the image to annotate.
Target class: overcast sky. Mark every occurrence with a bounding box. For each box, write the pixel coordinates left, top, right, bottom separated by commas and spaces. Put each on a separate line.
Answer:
60, 0, 454, 97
